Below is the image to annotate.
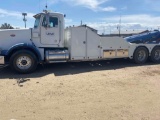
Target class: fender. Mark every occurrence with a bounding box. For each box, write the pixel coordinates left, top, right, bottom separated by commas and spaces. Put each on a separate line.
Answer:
5, 43, 42, 62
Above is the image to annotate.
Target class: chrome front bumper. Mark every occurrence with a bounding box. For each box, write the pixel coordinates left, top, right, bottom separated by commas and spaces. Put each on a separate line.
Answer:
0, 56, 5, 65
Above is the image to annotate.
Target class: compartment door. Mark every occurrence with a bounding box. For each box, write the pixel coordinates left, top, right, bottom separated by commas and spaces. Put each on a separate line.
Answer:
71, 27, 87, 60
87, 29, 101, 59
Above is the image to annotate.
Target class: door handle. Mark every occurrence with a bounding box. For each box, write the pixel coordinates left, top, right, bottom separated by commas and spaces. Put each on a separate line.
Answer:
83, 41, 86, 44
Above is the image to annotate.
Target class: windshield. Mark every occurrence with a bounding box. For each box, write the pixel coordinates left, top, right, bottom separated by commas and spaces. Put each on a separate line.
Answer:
34, 16, 41, 28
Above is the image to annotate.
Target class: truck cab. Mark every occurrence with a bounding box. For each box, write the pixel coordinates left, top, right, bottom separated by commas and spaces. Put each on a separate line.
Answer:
32, 11, 65, 48
0, 11, 69, 73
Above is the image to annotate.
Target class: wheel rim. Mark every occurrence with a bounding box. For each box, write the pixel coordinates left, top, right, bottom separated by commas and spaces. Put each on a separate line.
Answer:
137, 50, 146, 62
154, 50, 160, 60
16, 56, 32, 70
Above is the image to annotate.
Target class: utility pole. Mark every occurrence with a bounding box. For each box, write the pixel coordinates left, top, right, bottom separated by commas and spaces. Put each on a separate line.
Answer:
22, 13, 27, 28
103, 26, 106, 35
109, 25, 111, 34
81, 20, 83, 25
118, 15, 121, 36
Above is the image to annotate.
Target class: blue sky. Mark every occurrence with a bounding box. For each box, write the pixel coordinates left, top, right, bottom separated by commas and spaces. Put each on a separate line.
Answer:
0, 0, 160, 34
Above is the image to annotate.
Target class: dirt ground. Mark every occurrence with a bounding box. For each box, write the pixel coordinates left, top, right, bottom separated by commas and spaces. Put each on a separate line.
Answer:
0, 59, 160, 120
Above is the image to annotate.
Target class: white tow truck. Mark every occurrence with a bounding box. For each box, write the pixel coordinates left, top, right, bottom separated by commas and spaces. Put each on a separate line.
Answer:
0, 10, 160, 73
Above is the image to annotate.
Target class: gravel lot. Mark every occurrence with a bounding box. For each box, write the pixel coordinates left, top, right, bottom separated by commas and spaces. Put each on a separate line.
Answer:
0, 59, 160, 120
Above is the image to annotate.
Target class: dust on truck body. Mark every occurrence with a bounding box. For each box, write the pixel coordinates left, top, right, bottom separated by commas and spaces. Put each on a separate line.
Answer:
0, 10, 160, 73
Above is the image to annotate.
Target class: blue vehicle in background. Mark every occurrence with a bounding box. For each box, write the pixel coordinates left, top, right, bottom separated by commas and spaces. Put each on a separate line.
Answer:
125, 30, 160, 44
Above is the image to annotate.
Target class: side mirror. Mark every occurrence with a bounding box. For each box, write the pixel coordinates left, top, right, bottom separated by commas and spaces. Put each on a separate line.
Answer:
64, 14, 66, 18
48, 24, 51, 28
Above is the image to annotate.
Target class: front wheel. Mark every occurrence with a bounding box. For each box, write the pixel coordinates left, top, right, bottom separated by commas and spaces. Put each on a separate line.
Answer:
10, 50, 37, 73
133, 47, 148, 64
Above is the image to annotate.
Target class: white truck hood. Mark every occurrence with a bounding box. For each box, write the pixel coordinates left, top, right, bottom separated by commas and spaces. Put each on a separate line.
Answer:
0, 29, 32, 50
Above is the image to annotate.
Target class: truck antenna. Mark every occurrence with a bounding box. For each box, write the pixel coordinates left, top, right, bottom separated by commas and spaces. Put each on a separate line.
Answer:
39, 0, 40, 12
45, 0, 48, 10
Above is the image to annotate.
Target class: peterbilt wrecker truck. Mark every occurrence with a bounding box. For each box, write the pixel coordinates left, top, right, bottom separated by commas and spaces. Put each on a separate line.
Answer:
0, 10, 160, 73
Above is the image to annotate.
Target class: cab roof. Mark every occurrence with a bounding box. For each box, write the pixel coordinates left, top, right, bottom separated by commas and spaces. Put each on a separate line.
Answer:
33, 11, 64, 18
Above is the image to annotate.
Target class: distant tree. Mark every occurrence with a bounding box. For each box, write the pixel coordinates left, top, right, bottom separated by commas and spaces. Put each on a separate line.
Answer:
0, 23, 14, 29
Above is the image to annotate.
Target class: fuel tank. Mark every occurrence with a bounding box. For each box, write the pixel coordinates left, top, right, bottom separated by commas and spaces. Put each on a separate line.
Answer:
45, 50, 69, 63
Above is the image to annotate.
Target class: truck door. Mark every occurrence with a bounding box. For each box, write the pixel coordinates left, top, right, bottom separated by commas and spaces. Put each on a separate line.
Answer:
40, 15, 60, 45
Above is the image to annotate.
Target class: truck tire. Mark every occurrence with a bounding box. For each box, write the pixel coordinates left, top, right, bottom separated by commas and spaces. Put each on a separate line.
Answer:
10, 50, 37, 73
150, 47, 160, 63
133, 47, 148, 64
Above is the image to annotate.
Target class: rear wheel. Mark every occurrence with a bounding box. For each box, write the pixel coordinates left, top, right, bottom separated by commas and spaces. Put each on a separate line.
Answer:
10, 50, 37, 73
133, 47, 148, 64
150, 47, 160, 63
